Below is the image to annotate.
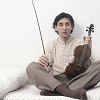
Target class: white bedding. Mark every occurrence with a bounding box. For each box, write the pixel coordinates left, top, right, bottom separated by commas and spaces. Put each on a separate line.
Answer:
3, 83, 100, 100
1, 67, 100, 100
3, 85, 78, 100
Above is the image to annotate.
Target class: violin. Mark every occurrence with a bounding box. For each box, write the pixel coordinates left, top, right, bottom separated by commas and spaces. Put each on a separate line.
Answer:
65, 24, 94, 79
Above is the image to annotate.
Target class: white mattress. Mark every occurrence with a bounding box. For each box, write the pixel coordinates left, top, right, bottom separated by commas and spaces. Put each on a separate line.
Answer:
3, 83, 100, 100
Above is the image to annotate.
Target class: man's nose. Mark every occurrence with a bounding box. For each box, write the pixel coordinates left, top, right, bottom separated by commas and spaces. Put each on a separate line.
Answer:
62, 25, 67, 30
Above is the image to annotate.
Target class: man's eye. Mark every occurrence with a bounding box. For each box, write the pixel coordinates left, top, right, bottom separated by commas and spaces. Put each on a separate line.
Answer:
59, 23, 63, 26
66, 23, 71, 26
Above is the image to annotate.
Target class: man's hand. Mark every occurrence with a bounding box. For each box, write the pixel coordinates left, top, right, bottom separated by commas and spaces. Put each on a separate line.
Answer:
83, 36, 92, 44
38, 54, 49, 67
68, 56, 74, 64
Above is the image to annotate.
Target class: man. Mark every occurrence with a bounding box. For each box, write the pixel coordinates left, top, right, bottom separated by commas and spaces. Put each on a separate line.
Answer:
26, 12, 100, 100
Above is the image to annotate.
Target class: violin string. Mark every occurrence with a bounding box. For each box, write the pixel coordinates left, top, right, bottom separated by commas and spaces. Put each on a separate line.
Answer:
31, 0, 45, 54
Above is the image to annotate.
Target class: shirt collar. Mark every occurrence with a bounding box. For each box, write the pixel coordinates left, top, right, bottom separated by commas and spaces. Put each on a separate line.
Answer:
57, 36, 73, 45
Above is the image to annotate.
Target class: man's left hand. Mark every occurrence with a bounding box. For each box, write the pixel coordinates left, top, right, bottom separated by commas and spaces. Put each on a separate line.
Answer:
83, 36, 92, 44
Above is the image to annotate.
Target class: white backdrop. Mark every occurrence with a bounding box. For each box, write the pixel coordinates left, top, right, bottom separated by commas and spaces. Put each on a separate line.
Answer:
0, 0, 100, 69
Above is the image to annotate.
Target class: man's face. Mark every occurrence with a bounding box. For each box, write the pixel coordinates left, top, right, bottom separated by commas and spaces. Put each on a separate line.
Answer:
55, 18, 73, 38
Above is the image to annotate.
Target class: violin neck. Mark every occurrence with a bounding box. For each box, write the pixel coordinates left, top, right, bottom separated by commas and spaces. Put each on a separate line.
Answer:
78, 45, 90, 65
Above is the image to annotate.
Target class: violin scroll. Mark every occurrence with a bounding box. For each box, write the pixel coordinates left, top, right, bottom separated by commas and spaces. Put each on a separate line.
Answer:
86, 24, 94, 36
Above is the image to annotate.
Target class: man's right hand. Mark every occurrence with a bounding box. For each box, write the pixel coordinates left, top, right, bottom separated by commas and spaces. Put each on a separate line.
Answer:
38, 54, 49, 67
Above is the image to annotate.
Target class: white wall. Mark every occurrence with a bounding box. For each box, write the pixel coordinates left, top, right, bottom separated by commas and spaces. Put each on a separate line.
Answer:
0, 0, 100, 69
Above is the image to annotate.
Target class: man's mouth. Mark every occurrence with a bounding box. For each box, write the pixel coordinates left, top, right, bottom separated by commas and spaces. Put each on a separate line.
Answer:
62, 32, 67, 34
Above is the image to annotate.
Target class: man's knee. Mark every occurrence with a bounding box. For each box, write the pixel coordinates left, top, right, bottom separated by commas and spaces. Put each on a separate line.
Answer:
26, 62, 40, 86
26, 61, 44, 76
26, 62, 37, 76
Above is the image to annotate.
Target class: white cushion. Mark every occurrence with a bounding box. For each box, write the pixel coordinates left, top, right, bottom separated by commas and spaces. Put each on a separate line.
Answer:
3, 83, 100, 100
3, 85, 77, 100
87, 82, 100, 100
0, 68, 28, 99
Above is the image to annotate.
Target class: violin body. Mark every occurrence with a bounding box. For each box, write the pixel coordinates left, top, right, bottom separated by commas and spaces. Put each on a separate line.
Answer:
65, 24, 94, 79
65, 44, 91, 79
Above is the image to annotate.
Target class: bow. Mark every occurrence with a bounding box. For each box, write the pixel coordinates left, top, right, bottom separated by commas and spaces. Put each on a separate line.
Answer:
31, 0, 45, 54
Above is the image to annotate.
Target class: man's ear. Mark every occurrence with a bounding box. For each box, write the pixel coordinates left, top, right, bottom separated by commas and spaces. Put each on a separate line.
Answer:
70, 25, 74, 34
54, 26, 57, 32
54, 26, 59, 34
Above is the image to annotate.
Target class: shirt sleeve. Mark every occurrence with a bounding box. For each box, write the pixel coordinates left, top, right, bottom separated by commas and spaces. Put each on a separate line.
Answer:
45, 41, 54, 72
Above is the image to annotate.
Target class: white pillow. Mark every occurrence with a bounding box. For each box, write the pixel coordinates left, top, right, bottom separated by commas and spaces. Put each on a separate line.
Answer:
3, 85, 77, 100
0, 68, 28, 99
87, 82, 100, 100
